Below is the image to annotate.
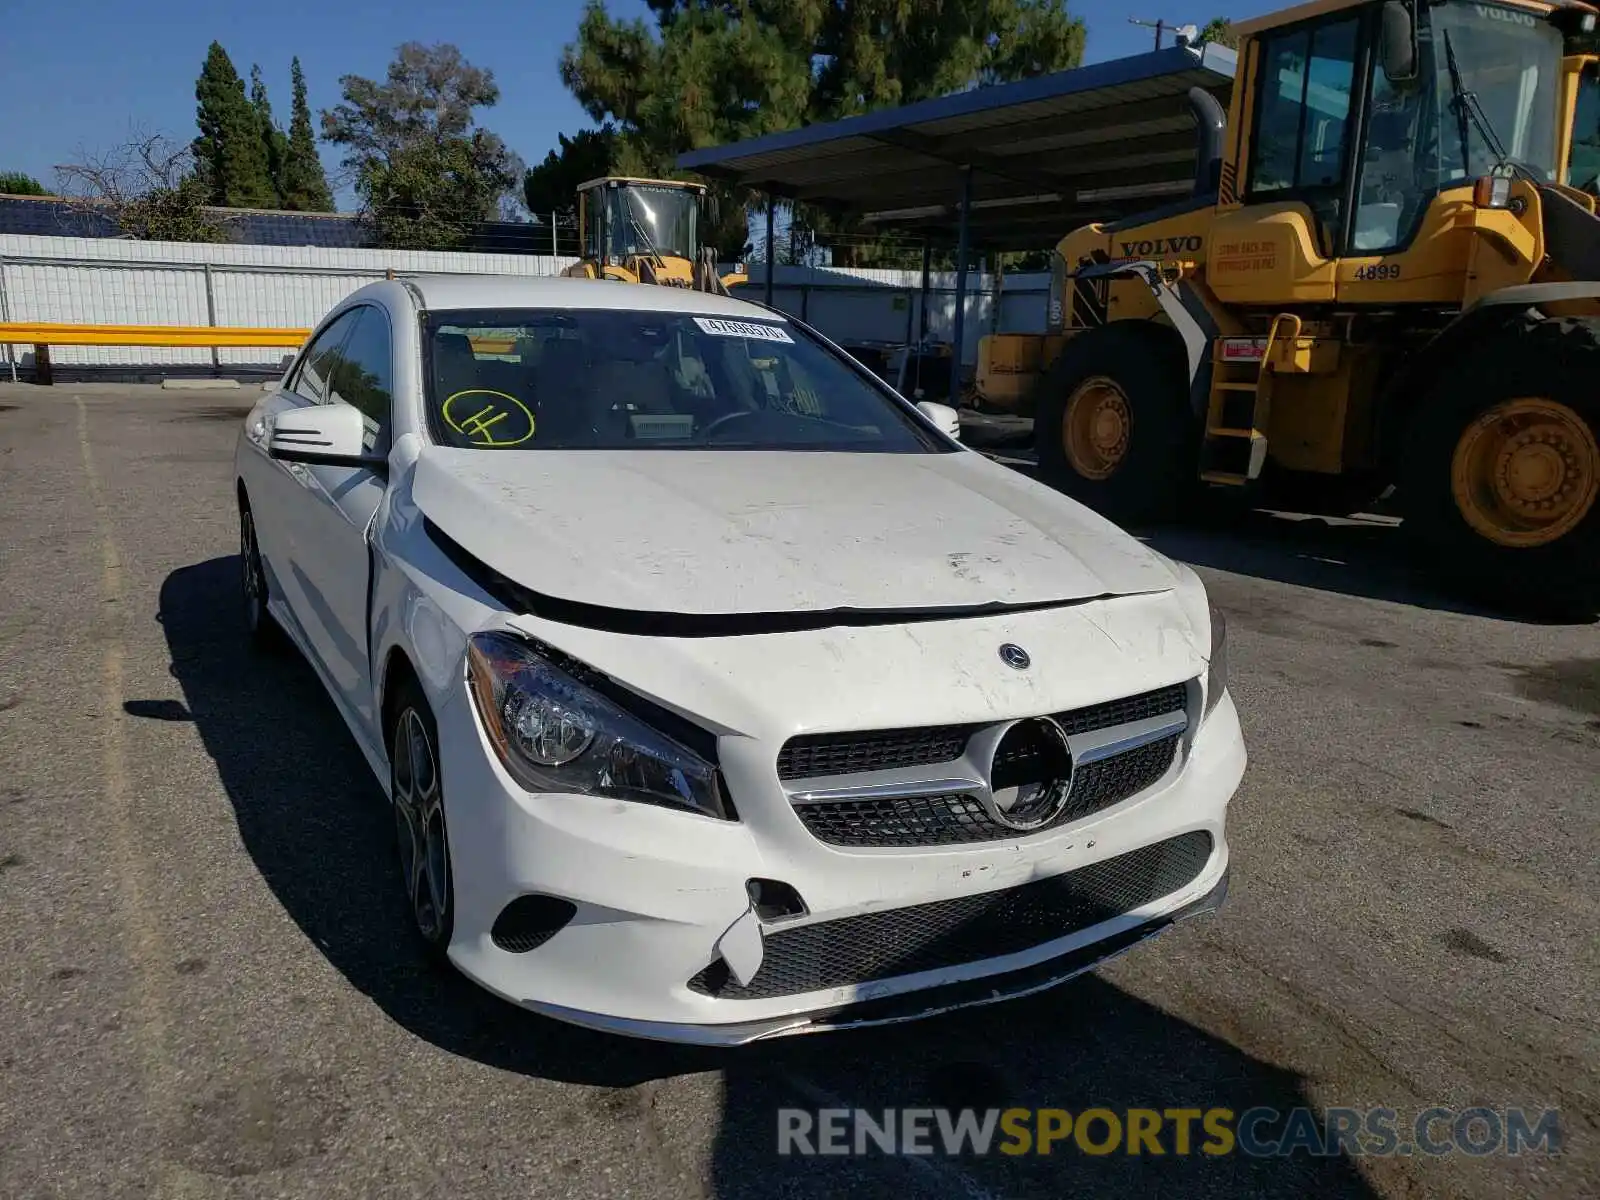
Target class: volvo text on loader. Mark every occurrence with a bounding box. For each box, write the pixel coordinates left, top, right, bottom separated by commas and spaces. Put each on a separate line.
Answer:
997, 0, 1600, 606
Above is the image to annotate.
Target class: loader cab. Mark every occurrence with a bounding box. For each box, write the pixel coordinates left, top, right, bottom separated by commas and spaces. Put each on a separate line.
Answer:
1225, 0, 1576, 261
577, 177, 704, 276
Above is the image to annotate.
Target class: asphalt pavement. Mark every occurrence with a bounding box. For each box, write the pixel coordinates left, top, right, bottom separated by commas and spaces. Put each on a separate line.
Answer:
0, 383, 1596, 1200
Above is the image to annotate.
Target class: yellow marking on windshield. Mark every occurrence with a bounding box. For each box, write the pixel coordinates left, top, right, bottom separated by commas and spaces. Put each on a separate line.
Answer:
442, 388, 535, 447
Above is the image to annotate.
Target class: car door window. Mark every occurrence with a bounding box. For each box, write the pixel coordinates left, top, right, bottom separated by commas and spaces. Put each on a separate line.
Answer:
290, 309, 360, 404
326, 306, 395, 450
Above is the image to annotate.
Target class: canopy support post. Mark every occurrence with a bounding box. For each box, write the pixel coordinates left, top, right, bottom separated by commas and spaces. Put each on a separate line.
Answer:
916, 240, 932, 395
949, 166, 973, 404
764, 194, 776, 307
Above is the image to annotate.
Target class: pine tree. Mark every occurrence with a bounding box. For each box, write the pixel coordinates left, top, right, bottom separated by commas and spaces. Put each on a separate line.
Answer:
250, 64, 290, 205
281, 58, 334, 211
193, 42, 276, 208
0, 172, 49, 195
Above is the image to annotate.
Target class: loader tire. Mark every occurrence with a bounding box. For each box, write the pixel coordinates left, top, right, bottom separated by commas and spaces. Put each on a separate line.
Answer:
1403, 316, 1600, 611
1033, 324, 1197, 524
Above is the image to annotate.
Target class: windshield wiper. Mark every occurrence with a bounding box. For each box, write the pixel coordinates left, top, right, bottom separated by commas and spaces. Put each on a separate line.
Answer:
1442, 29, 1535, 182
622, 198, 666, 268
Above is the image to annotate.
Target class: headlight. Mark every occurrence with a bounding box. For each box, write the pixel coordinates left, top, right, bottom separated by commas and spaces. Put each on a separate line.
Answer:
466, 631, 730, 820
1204, 603, 1229, 717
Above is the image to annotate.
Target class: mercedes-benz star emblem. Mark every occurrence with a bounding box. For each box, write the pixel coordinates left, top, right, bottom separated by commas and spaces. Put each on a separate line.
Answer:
981, 716, 1074, 830
998, 643, 1031, 670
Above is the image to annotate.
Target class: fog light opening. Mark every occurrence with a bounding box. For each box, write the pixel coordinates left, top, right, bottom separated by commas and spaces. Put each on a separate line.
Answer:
746, 878, 808, 922
490, 894, 577, 953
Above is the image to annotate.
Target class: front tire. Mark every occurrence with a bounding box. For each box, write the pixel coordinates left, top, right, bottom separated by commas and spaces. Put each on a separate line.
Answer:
389, 681, 455, 960
1033, 324, 1197, 524
239, 500, 281, 650
1403, 317, 1600, 610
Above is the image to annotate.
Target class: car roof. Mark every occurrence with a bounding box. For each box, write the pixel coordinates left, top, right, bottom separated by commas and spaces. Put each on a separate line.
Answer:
405, 274, 788, 321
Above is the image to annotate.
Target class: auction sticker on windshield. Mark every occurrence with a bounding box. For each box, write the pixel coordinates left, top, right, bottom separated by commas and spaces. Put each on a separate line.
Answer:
694, 317, 794, 343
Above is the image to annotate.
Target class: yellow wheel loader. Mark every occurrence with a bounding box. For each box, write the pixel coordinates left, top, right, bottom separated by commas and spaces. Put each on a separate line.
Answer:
562, 176, 748, 293
995, 0, 1600, 606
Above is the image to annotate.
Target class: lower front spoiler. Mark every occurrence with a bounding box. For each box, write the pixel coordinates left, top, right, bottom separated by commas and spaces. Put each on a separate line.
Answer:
521, 869, 1230, 1047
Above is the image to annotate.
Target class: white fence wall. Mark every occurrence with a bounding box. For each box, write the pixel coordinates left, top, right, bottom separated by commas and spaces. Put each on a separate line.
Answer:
0, 235, 582, 372
0, 235, 1047, 376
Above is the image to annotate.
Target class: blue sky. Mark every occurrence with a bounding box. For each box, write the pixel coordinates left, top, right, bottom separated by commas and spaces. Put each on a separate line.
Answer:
0, 0, 1284, 207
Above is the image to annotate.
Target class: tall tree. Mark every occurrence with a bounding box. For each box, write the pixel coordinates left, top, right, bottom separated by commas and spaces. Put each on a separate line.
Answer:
281, 58, 334, 211
1196, 18, 1239, 48
193, 42, 276, 208
250, 64, 289, 204
321, 43, 518, 249
0, 171, 49, 195
559, 0, 1086, 260
56, 132, 227, 242
564, 1, 1084, 154
523, 126, 616, 220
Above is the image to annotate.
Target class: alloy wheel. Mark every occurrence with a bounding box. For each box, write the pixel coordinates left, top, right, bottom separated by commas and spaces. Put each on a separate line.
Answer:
240, 508, 265, 632
392, 706, 452, 946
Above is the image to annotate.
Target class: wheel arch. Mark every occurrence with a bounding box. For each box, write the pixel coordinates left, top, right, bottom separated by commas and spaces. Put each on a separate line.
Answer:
379, 645, 424, 755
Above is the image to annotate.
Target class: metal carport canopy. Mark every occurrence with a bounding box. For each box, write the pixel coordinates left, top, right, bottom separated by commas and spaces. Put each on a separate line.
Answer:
677, 42, 1237, 250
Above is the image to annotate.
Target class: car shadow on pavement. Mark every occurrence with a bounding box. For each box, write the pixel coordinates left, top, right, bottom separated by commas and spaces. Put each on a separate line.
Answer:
1138, 508, 1596, 625
710, 982, 1382, 1199
159, 556, 1377, 1198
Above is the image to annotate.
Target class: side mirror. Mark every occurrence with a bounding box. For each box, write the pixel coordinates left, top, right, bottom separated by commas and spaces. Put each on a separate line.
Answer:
1379, 1, 1418, 85
916, 400, 962, 442
268, 404, 385, 469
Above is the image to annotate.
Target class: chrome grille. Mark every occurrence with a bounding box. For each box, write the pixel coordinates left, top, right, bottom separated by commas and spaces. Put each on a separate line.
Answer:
689, 831, 1213, 999
1053, 683, 1189, 735
777, 683, 1186, 782
782, 683, 1190, 848
777, 724, 976, 781
795, 733, 1179, 847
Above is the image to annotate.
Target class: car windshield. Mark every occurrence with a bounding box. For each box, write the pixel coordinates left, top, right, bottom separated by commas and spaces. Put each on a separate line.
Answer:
607, 186, 698, 260
424, 308, 946, 453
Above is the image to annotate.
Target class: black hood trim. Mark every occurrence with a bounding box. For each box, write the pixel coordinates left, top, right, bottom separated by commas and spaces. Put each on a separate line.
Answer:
424, 518, 1141, 638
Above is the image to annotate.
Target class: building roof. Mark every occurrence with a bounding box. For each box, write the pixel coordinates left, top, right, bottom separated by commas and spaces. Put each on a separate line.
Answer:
677, 43, 1237, 249
0, 194, 553, 254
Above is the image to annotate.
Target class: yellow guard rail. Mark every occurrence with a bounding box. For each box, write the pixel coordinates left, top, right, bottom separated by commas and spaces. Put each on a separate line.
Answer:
0, 323, 310, 348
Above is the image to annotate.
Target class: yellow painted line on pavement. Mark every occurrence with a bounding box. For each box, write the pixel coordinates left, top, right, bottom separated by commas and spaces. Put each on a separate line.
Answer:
74, 397, 205, 1198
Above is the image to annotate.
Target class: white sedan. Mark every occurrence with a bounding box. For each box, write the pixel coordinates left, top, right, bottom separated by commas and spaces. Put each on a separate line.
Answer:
234, 275, 1245, 1045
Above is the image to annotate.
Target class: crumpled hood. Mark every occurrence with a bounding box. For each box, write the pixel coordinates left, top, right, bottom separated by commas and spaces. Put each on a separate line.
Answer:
412, 446, 1177, 617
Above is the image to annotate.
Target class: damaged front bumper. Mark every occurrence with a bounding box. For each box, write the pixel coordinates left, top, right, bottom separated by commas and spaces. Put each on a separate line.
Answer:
434, 669, 1245, 1046
524, 869, 1230, 1046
